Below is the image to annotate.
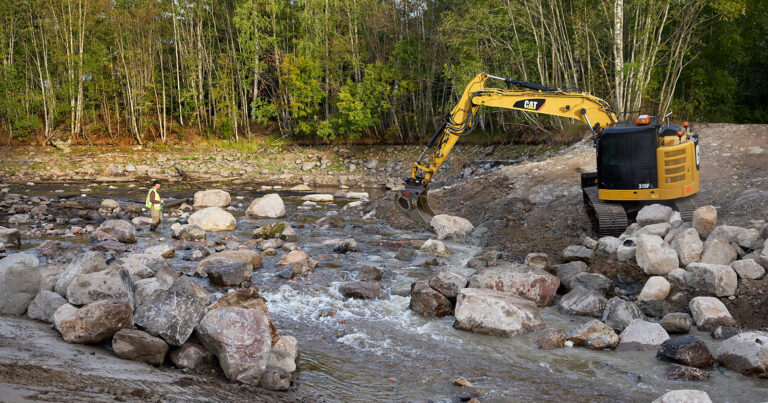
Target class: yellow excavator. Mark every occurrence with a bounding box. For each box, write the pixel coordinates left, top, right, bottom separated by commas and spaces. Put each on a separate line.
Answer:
395, 73, 700, 236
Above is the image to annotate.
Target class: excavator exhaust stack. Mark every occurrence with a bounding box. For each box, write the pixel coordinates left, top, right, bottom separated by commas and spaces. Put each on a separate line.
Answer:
394, 184, 436, 228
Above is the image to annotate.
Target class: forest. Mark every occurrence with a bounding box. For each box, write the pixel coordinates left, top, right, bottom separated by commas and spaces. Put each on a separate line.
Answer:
0, 0, 765, 146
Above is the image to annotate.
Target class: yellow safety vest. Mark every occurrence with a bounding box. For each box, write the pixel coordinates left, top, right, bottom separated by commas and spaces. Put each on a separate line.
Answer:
145, 189, 162, 210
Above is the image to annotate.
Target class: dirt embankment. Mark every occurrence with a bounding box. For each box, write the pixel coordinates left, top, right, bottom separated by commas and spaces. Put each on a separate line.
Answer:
377, 123, 768, 328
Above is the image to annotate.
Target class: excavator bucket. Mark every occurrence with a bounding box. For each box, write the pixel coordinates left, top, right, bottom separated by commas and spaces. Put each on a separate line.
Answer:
394, 184, 436, 228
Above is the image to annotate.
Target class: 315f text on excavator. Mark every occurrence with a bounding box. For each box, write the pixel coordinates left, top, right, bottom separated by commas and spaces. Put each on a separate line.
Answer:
395, 73, 700, 236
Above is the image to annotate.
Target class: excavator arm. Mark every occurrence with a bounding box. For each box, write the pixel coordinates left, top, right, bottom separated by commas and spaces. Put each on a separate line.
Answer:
396, 73, 618, 227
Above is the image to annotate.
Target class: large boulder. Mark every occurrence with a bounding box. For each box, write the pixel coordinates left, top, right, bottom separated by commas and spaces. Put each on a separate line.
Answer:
672, 228, 703, 266
194, 190, 231, 208
91, 219, 137, 244
57, 300, 133, 343
551, 261, 588, 292
636, 234, 679, 276
27, 290, 67, 323
420, 239, 450, 257
205, 259, 253, 287
693, 205, 717, 237
0, 253, 41, 315
567, 319, 620, 350
134, 290, 206, 346
206, 288, 279, 345
133, 278, 170, 310
430, 214, 474, 241
524, 253, 550, 271
730, 259, 765, 280
656, 335, 714, 368
195, 250, 262, 277
661, 312, 693, 333
0, 226, 21, 247
636, 204, 673, 226
171, 224, 206, 241
617, 319, 669, 352
453, 288, 544, 336
596, 237, 622, 255
700, 238, 737, 266
601, 297, 645, 332
562, 245, 593, 264
558, 286, 607, 316
637, 276, 671, 302
689, 296, 736, 331
409, 281, 452, 317
170, 276, 211, 306
570, 272, 614, 297
112, 328, 169, 366
707, 225, 762, 250
246, 194, 286, 218
340, 281, 381, 299
684, 263, 737, 297
467, 264, 559, 307
714, 331, 768, 378
428, 269, 468, 298
66, 268, 134, 306
652, 390, 712, 403
188, 207, 236, 232
196, 307, 273, 385
55, 252, 107, 296
301, 194, 333, 202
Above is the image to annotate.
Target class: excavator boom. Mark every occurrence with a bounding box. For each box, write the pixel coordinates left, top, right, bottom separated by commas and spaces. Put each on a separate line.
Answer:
396, 73, 618, 228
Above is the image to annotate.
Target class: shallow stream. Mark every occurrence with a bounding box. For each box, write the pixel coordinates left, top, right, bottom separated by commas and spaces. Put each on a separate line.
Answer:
6, 182, 767, 402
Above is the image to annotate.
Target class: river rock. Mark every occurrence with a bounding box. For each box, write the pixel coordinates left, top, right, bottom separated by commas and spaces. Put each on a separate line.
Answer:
277, 250, 310, 266
524, 253, 550, 271
66, 267, 134, 307
567, 319, 620, 350
112, 328, 169, 366
196, 307, 272, 385
9, 213, 29, 224
171, 224, 206, 241
664, 364, 709, 381
195, 250, 262, 276
689, 296, 736, 331
259, 366, 292, 391
301, 194, 333, 202
0, 227, 21, 247
246, 193, 285, 218
562, 245, 593, 264
340, 281, 381, 299
684, 263, 737, 297
333, 238, 359, 254
144, 243, 175, 259
206, 259, 252, 286
617, 319, 670, 352
194, 190, 231, 208
656, 335, 714, 368
395, 248, 416, 261
637, 204, 673, 226
188, 207, 236, 231
55, 251, 107, 296
253, 222, 293, 240
27, 290, 67, 323
558, 286, 607, 316
134, 290, 206, 346
52, 303, 78, 332
468, 264, 559, 307
170, 276, 211, 306
714, 331, 768, 378
638, 276, 671, 302
0, 253, 41, 315
636, 234, 679, 276
268, 335, 299, 373
551, 261, 588, 292
453, 288, 545, 336
100, 199, 120, 210
652, 390, 712, 403
707, 225, 762, 250
672, 228, 704, 266
411, 252, 438, 267
133, 278, 168, 310
316, 214, 345, 228
661, 312, 692, 333
596, 237, 622, 255
206, 288, 278, 344
428, 269, 468, 298
420, 239, 450, 257
571, 272, 614, 297
356, 265, 383, 282
700, 238, 737, 265
93, 240, 130, 253
712, 325, 742, 340
601, 297, 646, 332
638, 222, 672, 238
57, 300, 133, 343
430, 214, 474, 241
91, 219, 137, 244
409, 281, 452, 317
535, 328, 567, 350
730, 259, 765, 279
132, 216, 152, 226
170, 342, 216, 369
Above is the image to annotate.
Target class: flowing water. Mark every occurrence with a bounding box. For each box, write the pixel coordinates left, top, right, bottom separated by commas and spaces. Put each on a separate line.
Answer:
6, 182, 767, 402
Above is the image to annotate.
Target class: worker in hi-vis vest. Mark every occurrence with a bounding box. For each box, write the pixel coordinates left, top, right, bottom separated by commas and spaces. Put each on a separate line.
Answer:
145, 180, 164, 231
